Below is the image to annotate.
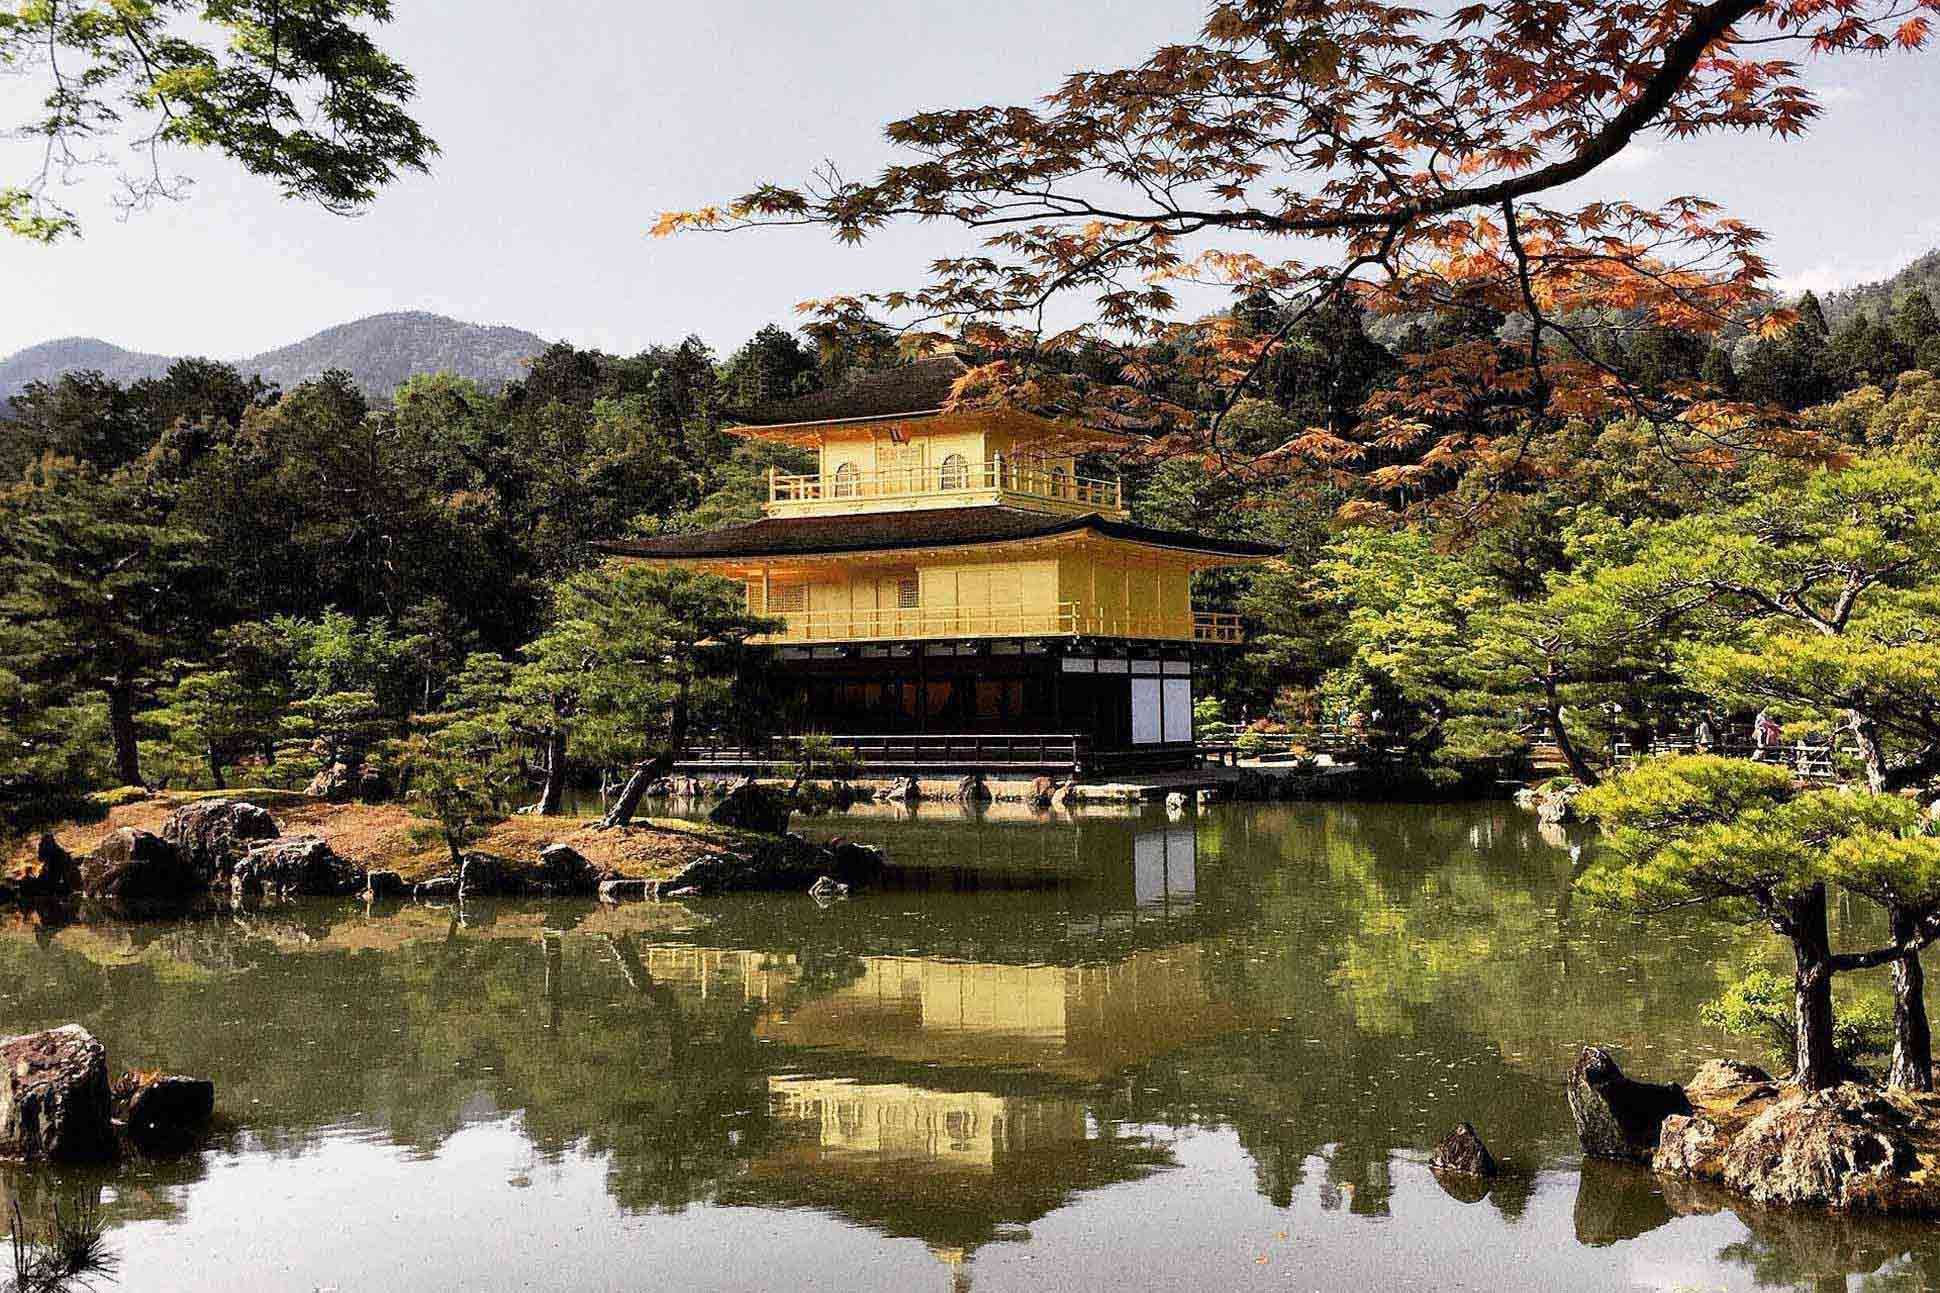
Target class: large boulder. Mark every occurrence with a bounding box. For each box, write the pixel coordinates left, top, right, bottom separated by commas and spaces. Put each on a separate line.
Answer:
15, 835, 80, 900
82, 829, 200, 902
1567, 1046, 1692, 1162
1539, 783, 1585, 826
1653, 1113, 1731, 1181
1027, 776, 1058, 808
112, 1072, 215, 1156
1718, 1085, 1923, 1211
956, 773, 993, 805
232, 836, 361, 897
458, 852, 531, 899
709, 779, 792, 836
535, 843, 604, 895
159, 798, 281, 882
0, 1026, 115, 1162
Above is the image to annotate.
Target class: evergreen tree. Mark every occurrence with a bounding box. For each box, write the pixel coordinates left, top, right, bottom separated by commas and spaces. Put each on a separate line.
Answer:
0, 466, 209, 786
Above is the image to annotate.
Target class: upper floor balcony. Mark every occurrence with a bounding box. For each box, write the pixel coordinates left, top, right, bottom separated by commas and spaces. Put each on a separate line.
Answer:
767, 457, 1126, 519
754, 602, 1243, 645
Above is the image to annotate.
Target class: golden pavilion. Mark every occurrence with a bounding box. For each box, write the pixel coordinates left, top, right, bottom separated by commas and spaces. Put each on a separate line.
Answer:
600, 355, 1276, 775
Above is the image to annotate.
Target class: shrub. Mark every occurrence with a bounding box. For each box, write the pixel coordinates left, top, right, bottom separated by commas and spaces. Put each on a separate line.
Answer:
1700, 969, 1894, 1071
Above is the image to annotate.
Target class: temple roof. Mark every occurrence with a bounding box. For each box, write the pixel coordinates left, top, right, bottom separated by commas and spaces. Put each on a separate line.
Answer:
737, 355, 972, 428
595, 506, 1280, 562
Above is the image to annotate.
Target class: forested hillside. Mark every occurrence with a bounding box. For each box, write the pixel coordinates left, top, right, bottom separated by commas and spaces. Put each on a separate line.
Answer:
0, 312, 549, 403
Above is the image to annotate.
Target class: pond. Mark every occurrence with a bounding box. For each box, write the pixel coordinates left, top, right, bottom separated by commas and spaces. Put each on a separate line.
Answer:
3, 800, 1936, 1292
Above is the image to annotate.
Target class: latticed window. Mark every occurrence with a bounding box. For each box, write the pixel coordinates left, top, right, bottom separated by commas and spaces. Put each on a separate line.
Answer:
832, 462, 860, 497
896, 575, 919, 609
770, 583, 808, 614
939, 453, 970, 490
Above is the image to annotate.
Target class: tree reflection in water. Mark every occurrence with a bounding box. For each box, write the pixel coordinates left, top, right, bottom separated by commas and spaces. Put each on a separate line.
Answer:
0, 801, 1935, 1291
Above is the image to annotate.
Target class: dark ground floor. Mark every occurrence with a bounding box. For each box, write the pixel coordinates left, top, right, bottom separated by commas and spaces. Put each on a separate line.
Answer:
691, 637, 1213, 775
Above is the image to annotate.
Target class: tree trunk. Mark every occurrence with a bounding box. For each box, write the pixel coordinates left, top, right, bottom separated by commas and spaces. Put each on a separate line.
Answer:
1891, 906, 1934, 1091
601, 686, 690, 829
445, 834, 465, 873
1849, 709, 1889, 794
1790, 884, 1842, 1092
208, 748, 226, 791
107, 674, 143, 788
533, 728, 568, 816
1544, 677, 1600, 787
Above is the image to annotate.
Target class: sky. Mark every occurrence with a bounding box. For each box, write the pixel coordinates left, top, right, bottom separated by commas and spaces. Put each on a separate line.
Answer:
3, 0, 1939, 362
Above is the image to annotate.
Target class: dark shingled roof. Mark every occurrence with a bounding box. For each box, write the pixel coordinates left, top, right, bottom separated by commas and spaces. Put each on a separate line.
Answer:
737, 355, 971, 427
594, 506, 1281, 562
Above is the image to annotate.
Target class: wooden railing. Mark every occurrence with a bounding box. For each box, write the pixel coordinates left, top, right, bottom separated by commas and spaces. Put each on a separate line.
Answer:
757, 601, 1244, 644
768, 459, 1123, 513
682, 732, 1091, 771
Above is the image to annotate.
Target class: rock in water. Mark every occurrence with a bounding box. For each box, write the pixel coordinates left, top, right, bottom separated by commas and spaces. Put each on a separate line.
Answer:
600, 878, 650, 903
710, 779, 792, 836
956, 774, 993, 805
113, 1073, 215, 1156
1165, 791, 1189, 813
808, 875, 850, 901
0, 1026, 115, 1162
1652, 1114, 1730, 1181
363, 869, 407, 900
16, 835, 79, 899
1027, 776, 1057, 808
1567, 1046, 1692, 1162
160, 798, 280, 882
233, 836, 361, 897
1719, 1085, 1921, 1211
458, 852, 530, 899
1430, 1122, 1498, 1177
82, 829, 199, 901
536, 843, 604, 895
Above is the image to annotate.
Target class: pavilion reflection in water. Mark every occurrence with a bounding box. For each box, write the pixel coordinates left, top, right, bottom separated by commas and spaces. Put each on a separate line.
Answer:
615, 818, 1237, 1278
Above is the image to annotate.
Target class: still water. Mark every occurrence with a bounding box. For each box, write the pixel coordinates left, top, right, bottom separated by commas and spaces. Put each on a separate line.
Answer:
4, 801, 1938, 1292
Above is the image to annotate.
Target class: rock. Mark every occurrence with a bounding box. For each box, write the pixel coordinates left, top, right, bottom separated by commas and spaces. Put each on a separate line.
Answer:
304, 761, 357, 801
877, 776, 921, 804
0, 1026, 115, 1162
233, 836, 360, 897
1567, 1046, 1692, 1162
1049, 780, 1076, 810
112, 1073, 214, 1156
363, 869, 407, 900
1027, 776, 1057, 808
828, 841, 886, 885
1719, 1085, 1922, 1211
160, 798, 280, 882
808, 875, 850, 901
82, 829, 199, 902
16, 835, 80, 899
1429, 1122, 1498, 1177
1653, 1113, 1730, 1181
956, 773, 993, 805
355, 765, 389, 803
1513, 787, 1541, 812
1165, 791, 1189, 813
414, 876, 459, 900
536, 843, 603, 895
1539, 783, 1584, 826
600, 878, 650, 903
1687, 1058, 1776, 1096
458, 852, 530, 899
709, 778, 792, 836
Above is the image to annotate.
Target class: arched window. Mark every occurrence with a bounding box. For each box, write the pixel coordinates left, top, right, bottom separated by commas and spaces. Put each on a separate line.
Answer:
939, 453, 970, 490
832, 461, 860, 498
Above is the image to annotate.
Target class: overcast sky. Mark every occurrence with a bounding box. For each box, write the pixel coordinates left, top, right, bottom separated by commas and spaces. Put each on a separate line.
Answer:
4, 1, 1937, 361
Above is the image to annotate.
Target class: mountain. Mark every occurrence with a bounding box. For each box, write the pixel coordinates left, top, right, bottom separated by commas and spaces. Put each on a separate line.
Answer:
0, 311, 551, 403
1822, 249, 1940, 327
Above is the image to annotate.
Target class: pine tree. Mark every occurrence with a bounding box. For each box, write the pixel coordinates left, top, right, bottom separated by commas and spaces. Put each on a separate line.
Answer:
0, 466, 210, 787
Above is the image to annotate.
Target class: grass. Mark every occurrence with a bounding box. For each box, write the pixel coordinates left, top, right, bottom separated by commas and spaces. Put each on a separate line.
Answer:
9, 790, 746, 885
7, 1200, 116, 1293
